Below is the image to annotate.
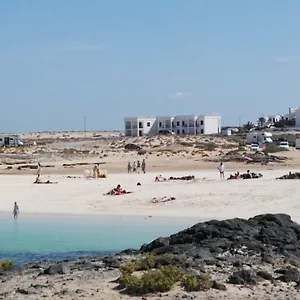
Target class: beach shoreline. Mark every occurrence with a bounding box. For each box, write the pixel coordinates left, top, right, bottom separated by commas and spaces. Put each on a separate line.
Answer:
1, 169, 300, 221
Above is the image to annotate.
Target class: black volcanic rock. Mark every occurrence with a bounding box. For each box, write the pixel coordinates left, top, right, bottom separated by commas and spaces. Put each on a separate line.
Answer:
139, 214, 300, 262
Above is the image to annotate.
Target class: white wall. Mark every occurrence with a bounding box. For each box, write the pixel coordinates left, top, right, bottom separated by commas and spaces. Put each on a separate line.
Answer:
295, 111, 300, 128
203, 115, 221, 134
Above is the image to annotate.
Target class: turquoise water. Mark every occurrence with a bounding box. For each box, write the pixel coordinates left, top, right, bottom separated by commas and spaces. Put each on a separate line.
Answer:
0, 213, 199, 264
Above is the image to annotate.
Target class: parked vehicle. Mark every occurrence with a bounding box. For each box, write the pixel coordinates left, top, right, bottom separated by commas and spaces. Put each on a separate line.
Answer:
279, 141, 289, 149
251, 143, 260, 151
124, 143, 141, 151
158, 130, 174, 135
0, 135, 23, 147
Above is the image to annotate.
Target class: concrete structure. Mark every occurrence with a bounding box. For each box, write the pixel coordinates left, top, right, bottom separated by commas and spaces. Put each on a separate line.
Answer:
221, 128, 232, 136
124, 114, 221, 136
295, 110, 300, 128
286, 107, 300, 120
247, 131, 273, 144
124, 116, 158, 137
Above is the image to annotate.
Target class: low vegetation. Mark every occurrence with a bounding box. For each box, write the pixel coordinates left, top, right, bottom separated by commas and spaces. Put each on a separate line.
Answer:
0, 260, 13, 270
263, 145, 289, 154
181, 273, 213, 291
118, 254, 213, 295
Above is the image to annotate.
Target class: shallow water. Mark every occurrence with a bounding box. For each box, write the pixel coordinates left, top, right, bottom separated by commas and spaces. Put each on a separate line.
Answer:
0, 213, 199, 264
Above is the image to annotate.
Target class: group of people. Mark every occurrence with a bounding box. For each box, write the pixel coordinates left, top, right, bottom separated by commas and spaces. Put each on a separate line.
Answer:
127, 159, 146, 174
228, 170, 263, 180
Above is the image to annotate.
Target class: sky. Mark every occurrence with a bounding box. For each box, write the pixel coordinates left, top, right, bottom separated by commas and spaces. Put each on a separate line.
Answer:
1, 0, 300, 132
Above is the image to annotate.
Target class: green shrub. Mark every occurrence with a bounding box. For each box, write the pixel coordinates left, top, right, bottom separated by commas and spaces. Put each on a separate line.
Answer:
263, 145, 289, 154
119, 265, 182, 295
181, 273, 213, 292
0, 260, 13, 270
119, 261, 137, 275
119, 254, 157, 275
119, 274, 143, 294
159, 265, 182, 282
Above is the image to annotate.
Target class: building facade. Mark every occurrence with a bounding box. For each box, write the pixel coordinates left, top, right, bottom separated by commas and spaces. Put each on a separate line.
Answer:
124, 116, 158, 137
124, 114, 221, 136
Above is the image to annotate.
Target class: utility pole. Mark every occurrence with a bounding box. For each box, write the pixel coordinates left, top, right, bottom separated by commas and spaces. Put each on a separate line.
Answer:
239, 114, 243, 128
84, 116, 87, 138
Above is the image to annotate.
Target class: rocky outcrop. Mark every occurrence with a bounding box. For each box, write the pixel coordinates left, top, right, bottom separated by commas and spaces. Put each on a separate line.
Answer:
140, 214, 300, 262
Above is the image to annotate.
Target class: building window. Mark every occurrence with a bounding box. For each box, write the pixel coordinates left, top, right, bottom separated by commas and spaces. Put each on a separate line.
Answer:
177, 121, 180, 126
159, 121, 162, 127
138, 122, 143, 128
182, 129, 185, 134
177, 130, 180, 134
147, 122, 151, 127
200, 129, 204, 134
200, 120, 204, 125
182, 121, 185, 126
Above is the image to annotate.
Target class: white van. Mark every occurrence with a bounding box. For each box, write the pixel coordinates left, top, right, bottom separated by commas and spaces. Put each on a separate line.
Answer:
279, 141, 289, 149
0, 135, 23, 147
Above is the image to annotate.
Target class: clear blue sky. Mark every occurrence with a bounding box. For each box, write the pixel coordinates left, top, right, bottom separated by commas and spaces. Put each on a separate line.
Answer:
0, 0, 300, 132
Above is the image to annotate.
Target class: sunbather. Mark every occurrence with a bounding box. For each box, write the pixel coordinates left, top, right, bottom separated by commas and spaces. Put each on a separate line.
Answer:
105, 184, 132, 195
152, 196, 176, 203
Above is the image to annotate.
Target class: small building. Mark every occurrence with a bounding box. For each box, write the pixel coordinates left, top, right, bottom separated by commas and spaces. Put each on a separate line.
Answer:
0, 135, 23, 147
124, 116, 158, 137
247, 131, 273, 144
221, 128, 232, 136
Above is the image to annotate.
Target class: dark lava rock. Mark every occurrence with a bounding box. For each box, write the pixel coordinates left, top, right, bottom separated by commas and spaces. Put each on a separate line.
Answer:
43, 262, 71, 275
102, 255, 122, 268
139, 214, 300, 263
257, 270, 273, 281
275, 267, 300, 282
212, 281, 227, 290
228, 269, 260, 285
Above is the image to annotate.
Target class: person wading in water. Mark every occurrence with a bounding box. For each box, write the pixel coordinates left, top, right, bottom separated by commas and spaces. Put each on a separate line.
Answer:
13, 202, 19, 219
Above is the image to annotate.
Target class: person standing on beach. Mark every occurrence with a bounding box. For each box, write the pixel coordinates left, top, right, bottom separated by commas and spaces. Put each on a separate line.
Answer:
137, 160, 141, 173
133, 161, 137, 173
218, 162, 225, 179
127, 162, 132, 173
13, 202, 19, 219
142, 159, 146, 174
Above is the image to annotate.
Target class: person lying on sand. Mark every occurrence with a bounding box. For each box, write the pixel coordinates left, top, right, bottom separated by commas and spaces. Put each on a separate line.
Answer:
241, 170, 263, 179
34, 180, 58, 184
227, 172, 240, 180
105, 184, 133, 196
155, 175, 167, 182
34, 174, 57, 184
168, 175, 195, 181
152, 196, 176, 203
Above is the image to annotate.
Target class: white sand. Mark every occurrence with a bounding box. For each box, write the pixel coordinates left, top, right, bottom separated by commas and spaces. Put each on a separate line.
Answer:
1, 169, 300, 222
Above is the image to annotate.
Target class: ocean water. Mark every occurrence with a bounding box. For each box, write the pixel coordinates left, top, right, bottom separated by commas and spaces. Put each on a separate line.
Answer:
0, 213, 199, 265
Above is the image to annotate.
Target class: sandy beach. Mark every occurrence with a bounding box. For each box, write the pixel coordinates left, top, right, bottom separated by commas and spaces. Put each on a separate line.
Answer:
2, 132, 300, 299
1, 169, 300, 222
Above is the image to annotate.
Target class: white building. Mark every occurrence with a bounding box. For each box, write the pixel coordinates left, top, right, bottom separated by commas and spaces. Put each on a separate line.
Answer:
284, 107, 300, 121
124, 114, 221, 136
124, 116, 158, 137
247, 131, 273, 144
295, 110, 300, 128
